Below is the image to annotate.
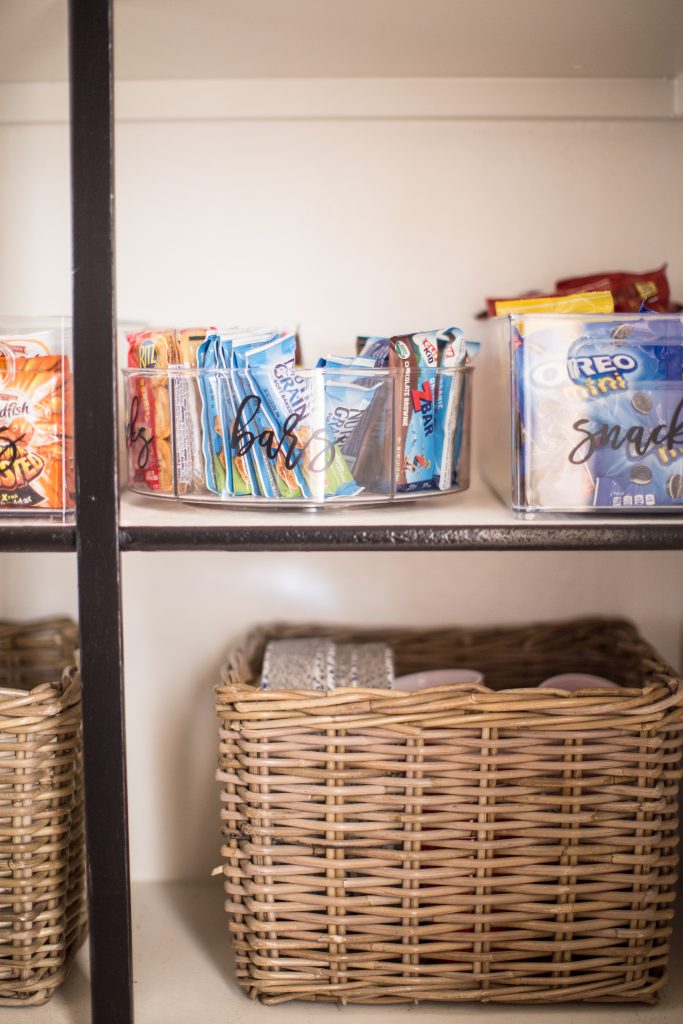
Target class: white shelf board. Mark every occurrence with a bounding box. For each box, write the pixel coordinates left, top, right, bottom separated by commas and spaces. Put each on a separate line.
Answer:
17, 880, 683, 1024
3, 1, 683, 83
130, 881, 683, 1023
119, 480, 683, 549
120, 479, 527, 529
15, 946, 90, 1024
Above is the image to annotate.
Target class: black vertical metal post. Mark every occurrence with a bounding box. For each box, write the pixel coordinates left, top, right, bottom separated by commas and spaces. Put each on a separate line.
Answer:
69, 2, 133, 1022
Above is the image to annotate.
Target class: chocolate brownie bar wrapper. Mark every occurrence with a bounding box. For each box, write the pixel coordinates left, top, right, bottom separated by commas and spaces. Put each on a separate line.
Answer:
390, 332, 439, 492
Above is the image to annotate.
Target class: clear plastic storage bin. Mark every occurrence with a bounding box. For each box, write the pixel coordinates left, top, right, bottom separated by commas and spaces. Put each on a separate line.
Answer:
0, 318, 73, 517
123, 364, 473, 507
482, 313, 683, 513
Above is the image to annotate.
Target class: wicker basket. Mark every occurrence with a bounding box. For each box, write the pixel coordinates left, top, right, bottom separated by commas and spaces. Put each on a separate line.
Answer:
215, 618, 683, 1006
0, 618, 87, 1005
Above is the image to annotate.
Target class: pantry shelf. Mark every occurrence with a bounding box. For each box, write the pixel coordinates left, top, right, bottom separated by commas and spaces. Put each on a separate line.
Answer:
31, 881, 683, 1024
119, 485, 683, 551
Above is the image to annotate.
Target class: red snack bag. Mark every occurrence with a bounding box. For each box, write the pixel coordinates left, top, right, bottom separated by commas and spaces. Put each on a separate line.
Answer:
556, 263, 675, 313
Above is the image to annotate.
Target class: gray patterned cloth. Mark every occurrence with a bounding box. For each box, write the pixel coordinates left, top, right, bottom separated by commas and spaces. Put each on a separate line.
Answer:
260, 639, 394, 691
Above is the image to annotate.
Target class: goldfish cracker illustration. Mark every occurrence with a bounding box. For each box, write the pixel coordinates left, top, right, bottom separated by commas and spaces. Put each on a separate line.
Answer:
0, 337, 74, 511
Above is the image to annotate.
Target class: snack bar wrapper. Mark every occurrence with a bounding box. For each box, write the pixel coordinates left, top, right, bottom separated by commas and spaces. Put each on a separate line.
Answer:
317, 355, 382, 471
494, 291, 614, 317
0, 335, 75, 511
197, 336, 230, 495
358, 336, 390, 366
127, 327, 210, 495
215, 334, 255, 496
235, 334, 361, 500
390, 331, 440, 491
556, 264, 677, 314
433, 331, 479, 491
232, 332, 306, 499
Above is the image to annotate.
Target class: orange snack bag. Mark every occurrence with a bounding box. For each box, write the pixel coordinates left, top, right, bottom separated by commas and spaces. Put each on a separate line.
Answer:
126, 327, 210, 495
0, 340, 74, 511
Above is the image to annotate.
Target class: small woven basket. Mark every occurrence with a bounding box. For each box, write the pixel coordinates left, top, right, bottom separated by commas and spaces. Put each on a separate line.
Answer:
0, 617, 86, 1006
215, 618, 683, 1006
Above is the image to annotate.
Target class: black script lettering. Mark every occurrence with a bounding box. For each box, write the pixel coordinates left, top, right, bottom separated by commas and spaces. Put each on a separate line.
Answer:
126, 395, 155, 469
569, 399, 683, 466
230, 395, 262, 457
306, 429, 338, 473
662, 399, 683, 450
231, 395, 336, 475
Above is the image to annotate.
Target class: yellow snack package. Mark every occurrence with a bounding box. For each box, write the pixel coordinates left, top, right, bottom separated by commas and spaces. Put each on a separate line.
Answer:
494, 290, 614, 316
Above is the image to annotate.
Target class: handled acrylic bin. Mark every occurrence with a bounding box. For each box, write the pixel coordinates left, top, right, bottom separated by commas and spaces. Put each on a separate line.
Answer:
123, 364, 473, 507
0, 318, 74, 517
481, 313, 683, 514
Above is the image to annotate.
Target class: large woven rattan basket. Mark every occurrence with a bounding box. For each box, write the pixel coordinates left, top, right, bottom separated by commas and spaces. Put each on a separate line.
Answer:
215, 618, 683, 1006
0, 618, 86, 1006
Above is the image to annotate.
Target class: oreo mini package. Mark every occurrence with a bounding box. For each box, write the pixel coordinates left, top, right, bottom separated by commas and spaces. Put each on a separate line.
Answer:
511, 313, 683, 511
390, 332, 440, 492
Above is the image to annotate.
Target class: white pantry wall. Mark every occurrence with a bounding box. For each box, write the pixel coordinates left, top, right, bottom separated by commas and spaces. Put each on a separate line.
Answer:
0, 81, 682, 881
115, 115, 683, 354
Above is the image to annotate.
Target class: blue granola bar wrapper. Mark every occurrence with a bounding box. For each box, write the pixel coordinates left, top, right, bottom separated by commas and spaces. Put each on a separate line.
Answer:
239, 334, 362, 499
315, 355, 382, 469
230, 333, 302, 499
214, 335, 255, 496
433, 331, 479, 490
220, 329, 289, 497
324, 379, 382, 470
358, 337, 390, 366
197, 335, 230, 495
317, 355, 376, 371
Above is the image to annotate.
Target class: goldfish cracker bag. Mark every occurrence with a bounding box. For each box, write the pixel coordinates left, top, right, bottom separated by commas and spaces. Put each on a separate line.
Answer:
0, 335, 75, 512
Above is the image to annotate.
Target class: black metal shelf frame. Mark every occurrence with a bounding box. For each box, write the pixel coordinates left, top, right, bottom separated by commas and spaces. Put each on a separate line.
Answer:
119, 523, 683, 551
70, 2, 133, 1023
0, 527, 76, 552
